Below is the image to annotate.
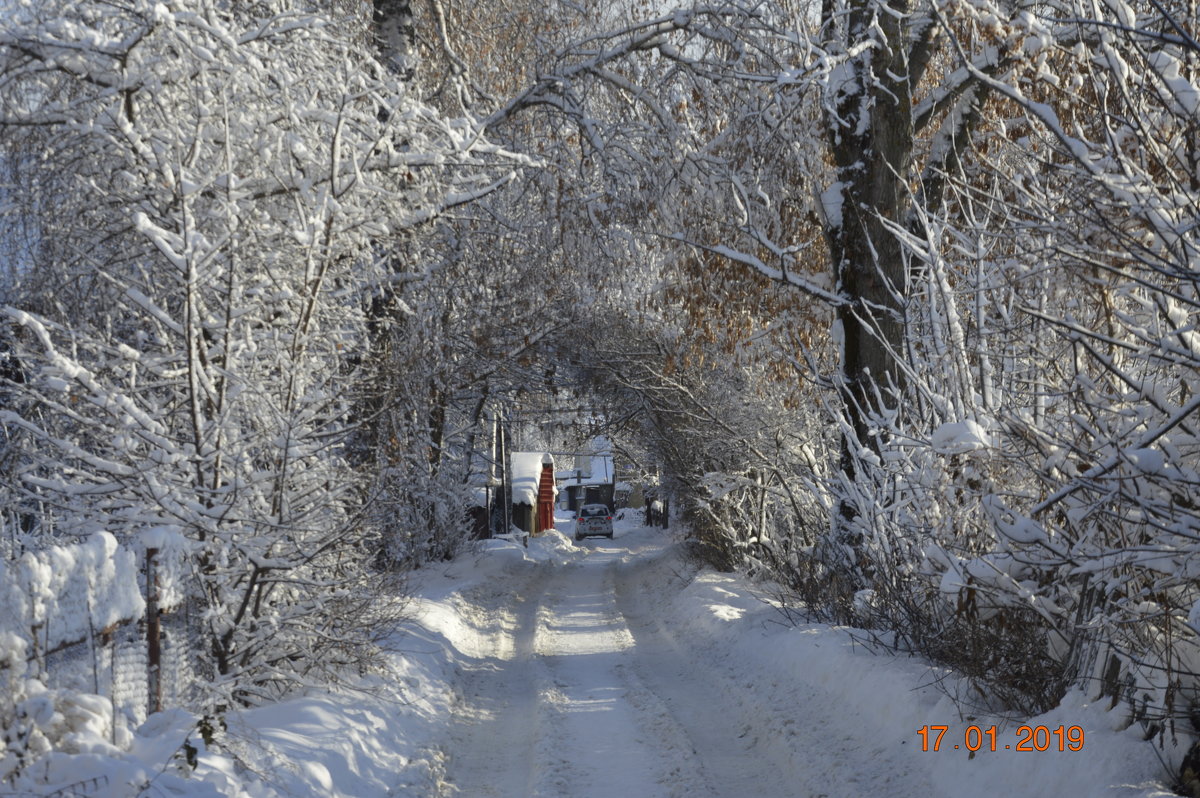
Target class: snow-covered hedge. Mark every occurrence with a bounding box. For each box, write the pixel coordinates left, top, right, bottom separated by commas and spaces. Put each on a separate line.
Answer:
0, 532, 144, 657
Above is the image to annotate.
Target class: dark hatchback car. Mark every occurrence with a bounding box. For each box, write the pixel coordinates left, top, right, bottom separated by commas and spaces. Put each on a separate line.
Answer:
574, 504, 614, 541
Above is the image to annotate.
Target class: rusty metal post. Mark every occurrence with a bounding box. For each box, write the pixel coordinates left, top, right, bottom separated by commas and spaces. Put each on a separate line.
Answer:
145, 548, 162, 715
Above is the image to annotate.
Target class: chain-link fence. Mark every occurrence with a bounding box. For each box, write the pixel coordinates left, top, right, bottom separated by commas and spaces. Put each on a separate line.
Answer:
2, 538, 196, 728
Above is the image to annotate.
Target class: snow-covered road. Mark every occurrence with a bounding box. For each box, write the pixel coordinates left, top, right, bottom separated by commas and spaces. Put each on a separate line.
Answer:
442, 517, 936, 798
434, 514, 1170, 798
445, 531, 708, 797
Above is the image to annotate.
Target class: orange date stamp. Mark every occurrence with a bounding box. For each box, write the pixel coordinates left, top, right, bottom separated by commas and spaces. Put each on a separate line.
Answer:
917, 724, 1085, 752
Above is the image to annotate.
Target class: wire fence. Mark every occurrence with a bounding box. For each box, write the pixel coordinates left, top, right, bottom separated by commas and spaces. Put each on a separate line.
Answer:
2, 539, 199, 730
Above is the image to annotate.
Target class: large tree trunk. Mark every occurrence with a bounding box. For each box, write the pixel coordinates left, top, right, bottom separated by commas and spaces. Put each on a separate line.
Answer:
822, 0, 914, 527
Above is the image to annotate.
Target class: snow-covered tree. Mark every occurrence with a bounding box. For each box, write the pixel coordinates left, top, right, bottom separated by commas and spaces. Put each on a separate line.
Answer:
925, 0, 1200, 730
0, 0, 520, 703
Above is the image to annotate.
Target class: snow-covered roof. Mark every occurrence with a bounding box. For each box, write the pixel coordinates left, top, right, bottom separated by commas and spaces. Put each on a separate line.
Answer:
511, 451, 555, 506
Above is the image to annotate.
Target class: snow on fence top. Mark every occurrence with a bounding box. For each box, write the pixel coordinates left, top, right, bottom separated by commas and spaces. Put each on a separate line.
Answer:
0, 532, 145, 663
137, 525, 190, 612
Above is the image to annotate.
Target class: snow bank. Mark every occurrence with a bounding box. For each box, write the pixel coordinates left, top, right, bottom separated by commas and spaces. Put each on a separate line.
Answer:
470, 527, 583, 568
224, 675, 451, 798
4, 592, 453, 798
651, 544, 1173, 798
4, 668, 453, 797
3, 528, 586, 797
526, 528, 582, 561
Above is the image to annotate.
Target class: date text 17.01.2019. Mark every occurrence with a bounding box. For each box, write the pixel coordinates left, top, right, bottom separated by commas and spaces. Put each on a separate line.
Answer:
916, 725, 1084, 752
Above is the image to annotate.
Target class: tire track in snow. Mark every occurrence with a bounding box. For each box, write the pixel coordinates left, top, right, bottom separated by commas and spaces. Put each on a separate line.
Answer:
614, 557, 816, 797
440, 567, 549, 797
443, 548, 713, 797
528, 562, 712, 798
613, 548, 935, 798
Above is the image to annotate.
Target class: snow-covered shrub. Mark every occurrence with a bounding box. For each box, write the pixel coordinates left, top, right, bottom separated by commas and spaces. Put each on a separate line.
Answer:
926, 4, 1200, 733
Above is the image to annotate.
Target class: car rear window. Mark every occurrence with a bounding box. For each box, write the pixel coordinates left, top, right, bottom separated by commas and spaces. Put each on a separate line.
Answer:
580, 506, 608, 517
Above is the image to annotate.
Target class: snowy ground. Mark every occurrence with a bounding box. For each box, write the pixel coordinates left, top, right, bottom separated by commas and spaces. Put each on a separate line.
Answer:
421, 512, 1175, 798
18, 510, 1182, 796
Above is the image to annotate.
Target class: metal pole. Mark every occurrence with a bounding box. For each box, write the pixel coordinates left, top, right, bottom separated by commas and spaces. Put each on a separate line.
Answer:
500, 414, 511, 536
146, 548, 162, 715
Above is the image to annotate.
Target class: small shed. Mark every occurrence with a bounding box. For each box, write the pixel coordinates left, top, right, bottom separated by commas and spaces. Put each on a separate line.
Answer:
556, 453, 615, 512
510, 451, 557, 536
